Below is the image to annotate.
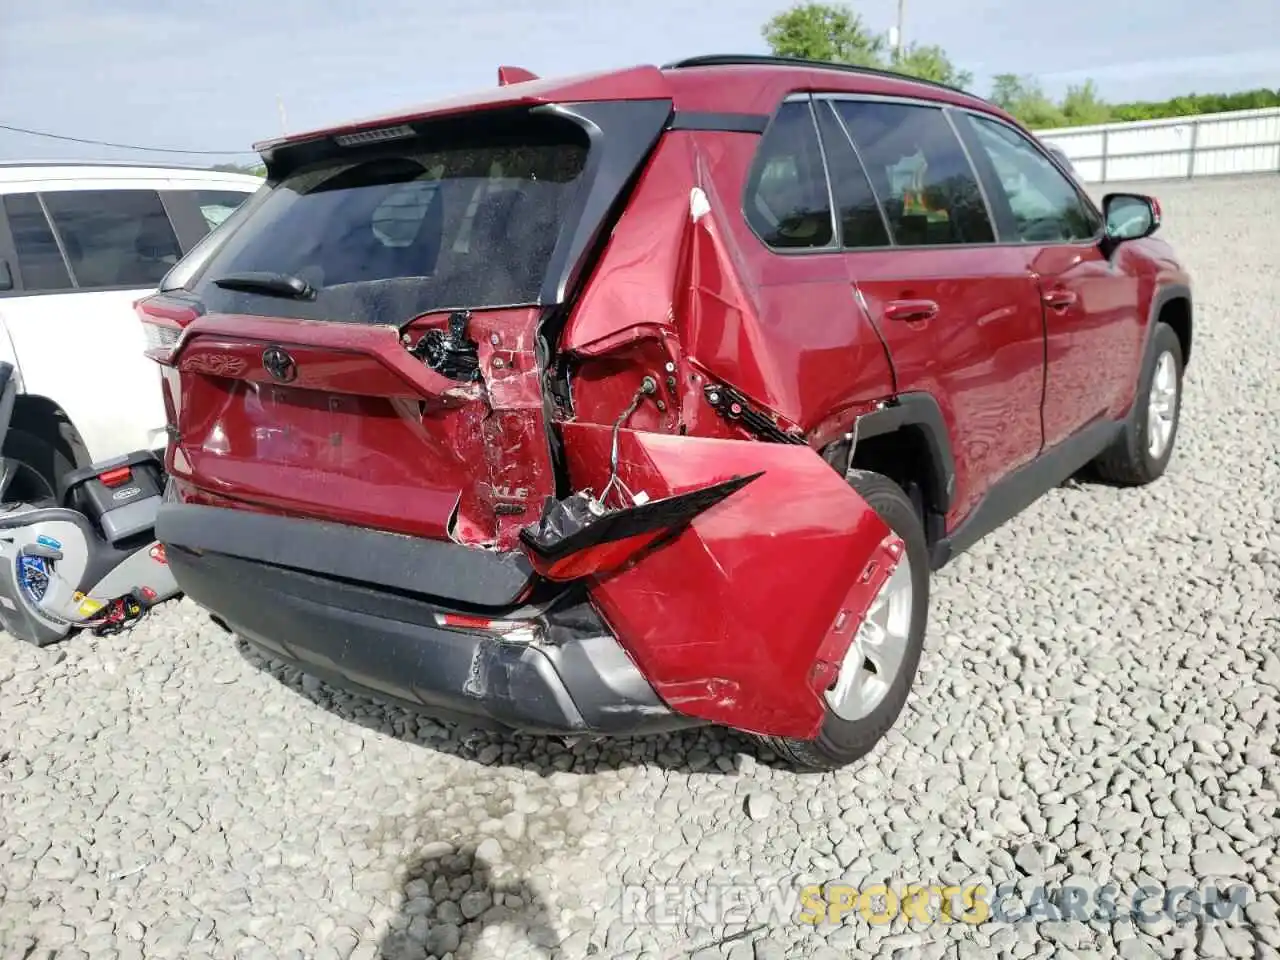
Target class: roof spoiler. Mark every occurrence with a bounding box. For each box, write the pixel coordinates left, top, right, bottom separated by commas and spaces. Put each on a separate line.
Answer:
497, 65, 539, 86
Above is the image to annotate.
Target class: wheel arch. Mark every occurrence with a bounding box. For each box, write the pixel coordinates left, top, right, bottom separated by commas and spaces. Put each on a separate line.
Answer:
821, 392, 956, 550
1153, 284, 1192, 369
1121, 281, 1191, 422
7, 393, 93, 470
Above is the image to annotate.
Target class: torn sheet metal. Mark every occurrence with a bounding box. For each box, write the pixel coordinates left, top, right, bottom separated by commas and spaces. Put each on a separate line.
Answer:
559, 422, 901, 740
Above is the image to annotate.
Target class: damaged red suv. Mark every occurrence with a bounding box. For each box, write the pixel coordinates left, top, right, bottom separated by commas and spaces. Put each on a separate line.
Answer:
140, 55, 1191, 769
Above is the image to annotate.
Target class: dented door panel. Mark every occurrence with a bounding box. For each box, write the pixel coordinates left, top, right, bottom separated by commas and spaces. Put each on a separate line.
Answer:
558, 423, 902, 739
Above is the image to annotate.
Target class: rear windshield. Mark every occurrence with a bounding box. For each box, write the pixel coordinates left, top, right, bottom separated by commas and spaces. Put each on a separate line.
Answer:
188, 119, 590, 325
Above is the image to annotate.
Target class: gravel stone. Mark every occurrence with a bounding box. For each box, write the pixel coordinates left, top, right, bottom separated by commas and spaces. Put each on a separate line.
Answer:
1015, 842, 1046, 877
1, 175, 1279, 959
425, 922, 461, 956
474, 837, 503, 863
1193, 851, 1251, 877
746, 792, 774, 821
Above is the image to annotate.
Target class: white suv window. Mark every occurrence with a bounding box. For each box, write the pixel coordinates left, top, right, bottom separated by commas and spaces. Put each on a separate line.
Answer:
2, 194, 73, 292
188, 190, 255, 231
41, 189, 183, 289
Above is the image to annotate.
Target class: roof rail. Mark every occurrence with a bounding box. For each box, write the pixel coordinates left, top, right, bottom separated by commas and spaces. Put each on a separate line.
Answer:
661, 54, 981, 101
0, 159, 247, 172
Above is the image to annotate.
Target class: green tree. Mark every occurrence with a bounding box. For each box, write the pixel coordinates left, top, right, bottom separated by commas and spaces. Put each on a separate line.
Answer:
761, 2, 974, 90
1060, 80, 1112, 126
985, 73, 1066, 128
989, 73, 1027, 112
761, 2, 885, 66
891, 43, 973, 90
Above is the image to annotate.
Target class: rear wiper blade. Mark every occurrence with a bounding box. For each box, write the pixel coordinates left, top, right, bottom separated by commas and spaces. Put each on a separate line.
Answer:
212, 271, 316, 300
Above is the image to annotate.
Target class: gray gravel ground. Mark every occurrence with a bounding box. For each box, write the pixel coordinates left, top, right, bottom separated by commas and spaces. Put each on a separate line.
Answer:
3, 174, 1280, 960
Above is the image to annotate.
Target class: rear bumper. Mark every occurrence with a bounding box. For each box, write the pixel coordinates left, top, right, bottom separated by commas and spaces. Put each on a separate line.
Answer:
157, 504, 698, 736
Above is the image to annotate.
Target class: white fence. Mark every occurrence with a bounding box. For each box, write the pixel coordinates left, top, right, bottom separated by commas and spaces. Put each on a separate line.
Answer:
1034, 107, 1280, 184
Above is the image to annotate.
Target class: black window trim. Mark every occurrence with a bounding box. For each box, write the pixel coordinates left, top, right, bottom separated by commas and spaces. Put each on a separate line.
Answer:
949, 108, 1106, 246
740, 94, 841, 256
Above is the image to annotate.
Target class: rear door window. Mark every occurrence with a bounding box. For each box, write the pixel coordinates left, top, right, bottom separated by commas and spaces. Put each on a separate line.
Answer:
42, 189, 184, 289
2, 194, 73, 292
745, 100, 835, 250
189, 122, 590, 326
832, 100, 995, 246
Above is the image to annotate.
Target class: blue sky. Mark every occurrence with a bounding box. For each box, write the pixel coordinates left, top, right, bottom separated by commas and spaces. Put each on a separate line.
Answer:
2, 0, 1277, 163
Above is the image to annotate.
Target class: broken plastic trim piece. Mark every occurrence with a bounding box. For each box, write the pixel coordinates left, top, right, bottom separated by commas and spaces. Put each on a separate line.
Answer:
409, 310, 481, 382
704, 383, 807, 445
519, 472, 764, 581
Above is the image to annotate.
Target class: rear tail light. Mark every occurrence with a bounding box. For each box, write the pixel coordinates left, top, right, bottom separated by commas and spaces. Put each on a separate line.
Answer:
433, 612, 539, 642
135, 294, 201, 364
149, 544, 167, 565
142, 322, 182, 355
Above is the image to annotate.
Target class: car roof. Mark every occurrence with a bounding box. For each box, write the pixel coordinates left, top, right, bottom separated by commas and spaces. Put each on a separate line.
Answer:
254, 55, 1018, 155
0, 161, 263, 190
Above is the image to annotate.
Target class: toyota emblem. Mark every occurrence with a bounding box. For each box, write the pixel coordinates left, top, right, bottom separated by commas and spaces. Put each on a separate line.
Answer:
262, 346, 297, 383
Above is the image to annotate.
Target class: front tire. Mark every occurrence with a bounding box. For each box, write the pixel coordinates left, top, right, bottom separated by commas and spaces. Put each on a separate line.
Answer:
1092, 322, 1183, 485
760, 469, 930, 771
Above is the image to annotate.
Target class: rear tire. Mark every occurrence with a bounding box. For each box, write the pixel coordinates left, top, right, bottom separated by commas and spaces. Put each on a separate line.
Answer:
1092, 322, 1183, 485
758, 469, 930, 771
1, 429, 72, 503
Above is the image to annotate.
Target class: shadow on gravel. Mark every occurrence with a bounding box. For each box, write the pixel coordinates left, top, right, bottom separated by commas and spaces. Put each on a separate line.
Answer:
232, 638, 796, 778
378, 849, 558, 960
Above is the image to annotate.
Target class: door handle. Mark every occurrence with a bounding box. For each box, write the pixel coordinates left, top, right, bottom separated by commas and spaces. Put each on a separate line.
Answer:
884, 299, 939, 322
1043, 288, 1078, 310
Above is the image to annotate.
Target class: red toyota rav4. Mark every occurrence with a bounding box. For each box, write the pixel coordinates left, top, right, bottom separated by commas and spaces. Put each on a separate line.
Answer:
140, 55, 1191, 770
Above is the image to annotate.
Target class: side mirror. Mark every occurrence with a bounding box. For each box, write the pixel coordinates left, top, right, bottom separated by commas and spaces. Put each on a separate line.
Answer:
0, 259, 12, 292
1101, 193, 1160, 255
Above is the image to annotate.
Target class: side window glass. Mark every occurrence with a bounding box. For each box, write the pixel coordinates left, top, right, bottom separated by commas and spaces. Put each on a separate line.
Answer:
190, 190, 254, 232
814, 101, 891, 249
745, 101, 834, 250
2, 194, 73, 292
964, 115, 1099, 243
42, 189, 183, 289
833, 101, 994, 247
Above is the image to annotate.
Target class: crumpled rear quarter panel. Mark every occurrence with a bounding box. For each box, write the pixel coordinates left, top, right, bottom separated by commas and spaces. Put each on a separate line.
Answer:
560, 423, 901, 739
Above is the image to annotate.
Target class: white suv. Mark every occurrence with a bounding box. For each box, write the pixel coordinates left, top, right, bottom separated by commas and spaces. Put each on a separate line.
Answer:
0, 162, 261, 499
